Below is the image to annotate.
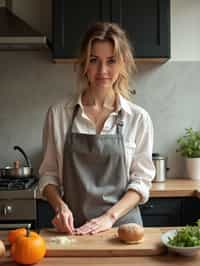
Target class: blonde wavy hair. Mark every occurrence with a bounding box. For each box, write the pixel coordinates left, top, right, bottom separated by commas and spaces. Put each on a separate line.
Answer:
76, 22, 136, 99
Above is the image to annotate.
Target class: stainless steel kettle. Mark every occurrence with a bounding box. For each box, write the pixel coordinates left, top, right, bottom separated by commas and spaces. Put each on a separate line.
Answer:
152, 153, 169, 182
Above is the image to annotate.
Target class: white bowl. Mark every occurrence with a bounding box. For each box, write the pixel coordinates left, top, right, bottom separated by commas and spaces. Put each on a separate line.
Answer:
161, 229, 200, 256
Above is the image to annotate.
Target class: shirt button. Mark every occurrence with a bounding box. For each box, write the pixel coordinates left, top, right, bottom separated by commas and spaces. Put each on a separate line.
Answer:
104, 126, 110, 131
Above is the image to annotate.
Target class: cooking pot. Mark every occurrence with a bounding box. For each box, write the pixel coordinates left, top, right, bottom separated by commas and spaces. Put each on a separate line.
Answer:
152, 153, 170, 182
0, 146, 33, 178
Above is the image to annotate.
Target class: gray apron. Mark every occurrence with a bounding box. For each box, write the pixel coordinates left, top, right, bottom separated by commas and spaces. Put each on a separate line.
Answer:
63, 105, 142, 227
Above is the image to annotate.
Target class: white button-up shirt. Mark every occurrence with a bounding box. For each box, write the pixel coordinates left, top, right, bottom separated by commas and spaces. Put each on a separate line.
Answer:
38, 94, 155, 204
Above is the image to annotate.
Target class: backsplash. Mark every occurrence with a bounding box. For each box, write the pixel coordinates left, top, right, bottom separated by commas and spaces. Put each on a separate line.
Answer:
0, 49, 200, 178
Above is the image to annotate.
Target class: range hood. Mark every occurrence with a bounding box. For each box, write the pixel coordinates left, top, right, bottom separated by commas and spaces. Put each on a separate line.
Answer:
0, 7, 46, 49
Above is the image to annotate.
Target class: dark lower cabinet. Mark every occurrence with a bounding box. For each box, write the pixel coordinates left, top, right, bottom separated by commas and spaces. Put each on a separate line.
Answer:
182, 197, 200, 226
36, 199, 54, 229
141, 197, 200, 227
140, 198, 183, 227
37, 197, 200, 228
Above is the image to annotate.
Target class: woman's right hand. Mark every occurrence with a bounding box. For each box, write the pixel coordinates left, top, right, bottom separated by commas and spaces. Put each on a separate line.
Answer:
51, 204, 74, 234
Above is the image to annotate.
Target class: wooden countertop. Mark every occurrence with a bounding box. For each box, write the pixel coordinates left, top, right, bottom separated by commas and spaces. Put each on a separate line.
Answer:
35, 178, 200, 199
150, 178, 200, 198
1, 227, 200, 265
1, 254, 200, 266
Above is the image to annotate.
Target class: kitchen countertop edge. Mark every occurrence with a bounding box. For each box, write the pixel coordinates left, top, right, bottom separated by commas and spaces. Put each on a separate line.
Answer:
150, 178, 200, 198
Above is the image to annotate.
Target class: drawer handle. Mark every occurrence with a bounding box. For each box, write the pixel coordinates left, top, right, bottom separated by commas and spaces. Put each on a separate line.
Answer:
143, 203, 154, 209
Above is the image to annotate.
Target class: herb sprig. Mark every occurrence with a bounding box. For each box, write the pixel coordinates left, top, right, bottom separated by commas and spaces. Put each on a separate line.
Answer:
168, 220, 200, 247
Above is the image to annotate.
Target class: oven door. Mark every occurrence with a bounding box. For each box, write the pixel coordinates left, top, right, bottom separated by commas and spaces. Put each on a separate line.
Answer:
0, 199, 37, 230
0, 222, 33, 230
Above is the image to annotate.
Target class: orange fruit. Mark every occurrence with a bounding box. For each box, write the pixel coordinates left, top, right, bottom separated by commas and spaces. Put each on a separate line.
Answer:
7, 228, 27, 244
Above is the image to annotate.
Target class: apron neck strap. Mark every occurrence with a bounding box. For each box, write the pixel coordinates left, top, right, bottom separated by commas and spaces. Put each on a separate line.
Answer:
116, 110, 124, 135
72, 104, 80, 121
68, 104, 80, 133
70, 105, 123, 134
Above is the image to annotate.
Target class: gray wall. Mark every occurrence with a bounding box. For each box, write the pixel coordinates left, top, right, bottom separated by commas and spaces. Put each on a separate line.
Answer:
0, 49, 200, 178
135, 62, 200, 178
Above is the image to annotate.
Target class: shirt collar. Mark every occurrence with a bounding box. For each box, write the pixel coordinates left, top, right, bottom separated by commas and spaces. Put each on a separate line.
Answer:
116, 94, 132, 115
65, 93, 132, 115
64, 94, 80, 110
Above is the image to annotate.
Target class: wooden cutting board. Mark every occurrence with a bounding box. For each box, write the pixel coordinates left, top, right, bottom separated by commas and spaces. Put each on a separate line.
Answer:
40, 227, 166, 257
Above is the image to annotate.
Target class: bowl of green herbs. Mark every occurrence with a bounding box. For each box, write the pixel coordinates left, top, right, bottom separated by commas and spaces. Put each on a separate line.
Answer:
161, 220, 200, 256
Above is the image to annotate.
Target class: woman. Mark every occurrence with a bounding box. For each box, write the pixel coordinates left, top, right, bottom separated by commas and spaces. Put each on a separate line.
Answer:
38, 22, 155, 235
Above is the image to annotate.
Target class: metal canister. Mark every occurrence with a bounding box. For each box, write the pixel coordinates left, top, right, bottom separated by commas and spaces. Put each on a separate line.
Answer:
152, 153, 169, 182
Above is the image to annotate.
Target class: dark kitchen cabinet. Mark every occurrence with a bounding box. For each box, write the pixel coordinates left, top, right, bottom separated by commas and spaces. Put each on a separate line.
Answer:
37, 197, 200, 229
52, 0, 170, 60
36, 199, 54, 229
111, 0, 170, 58
141, 197, 200, 227
140, 198, 183, 227
53, 0, 111, 59
182, 197, 200, 226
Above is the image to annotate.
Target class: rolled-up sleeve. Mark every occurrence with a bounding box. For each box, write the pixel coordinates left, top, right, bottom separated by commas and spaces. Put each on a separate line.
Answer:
38, 107, 60, 199
127, 112, 155, 204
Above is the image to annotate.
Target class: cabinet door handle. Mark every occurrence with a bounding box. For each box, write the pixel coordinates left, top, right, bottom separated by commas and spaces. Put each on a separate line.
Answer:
142, 203, 154, 209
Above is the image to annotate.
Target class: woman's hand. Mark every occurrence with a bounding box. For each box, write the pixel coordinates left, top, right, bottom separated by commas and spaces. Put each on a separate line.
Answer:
75, 213, 116, 235
51, 204, 74, 234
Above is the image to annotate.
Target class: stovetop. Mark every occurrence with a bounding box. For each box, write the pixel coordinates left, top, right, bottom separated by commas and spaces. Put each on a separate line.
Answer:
0, 176, 38, 199
0, 177, 37, 190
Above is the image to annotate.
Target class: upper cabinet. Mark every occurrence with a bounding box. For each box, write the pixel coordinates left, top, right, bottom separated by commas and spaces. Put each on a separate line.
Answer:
52, 0, 170, 61
53, 0, 111, 59
111, 0, 170, 59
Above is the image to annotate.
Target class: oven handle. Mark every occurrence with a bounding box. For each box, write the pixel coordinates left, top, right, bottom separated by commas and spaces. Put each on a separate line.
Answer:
0, 223, 32, 230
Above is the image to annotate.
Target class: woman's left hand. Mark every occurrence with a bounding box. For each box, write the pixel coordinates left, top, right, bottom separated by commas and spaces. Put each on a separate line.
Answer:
75, 213, 116, 235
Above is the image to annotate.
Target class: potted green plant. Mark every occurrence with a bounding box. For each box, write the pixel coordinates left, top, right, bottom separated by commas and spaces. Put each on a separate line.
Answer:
177, 128, 200, 179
